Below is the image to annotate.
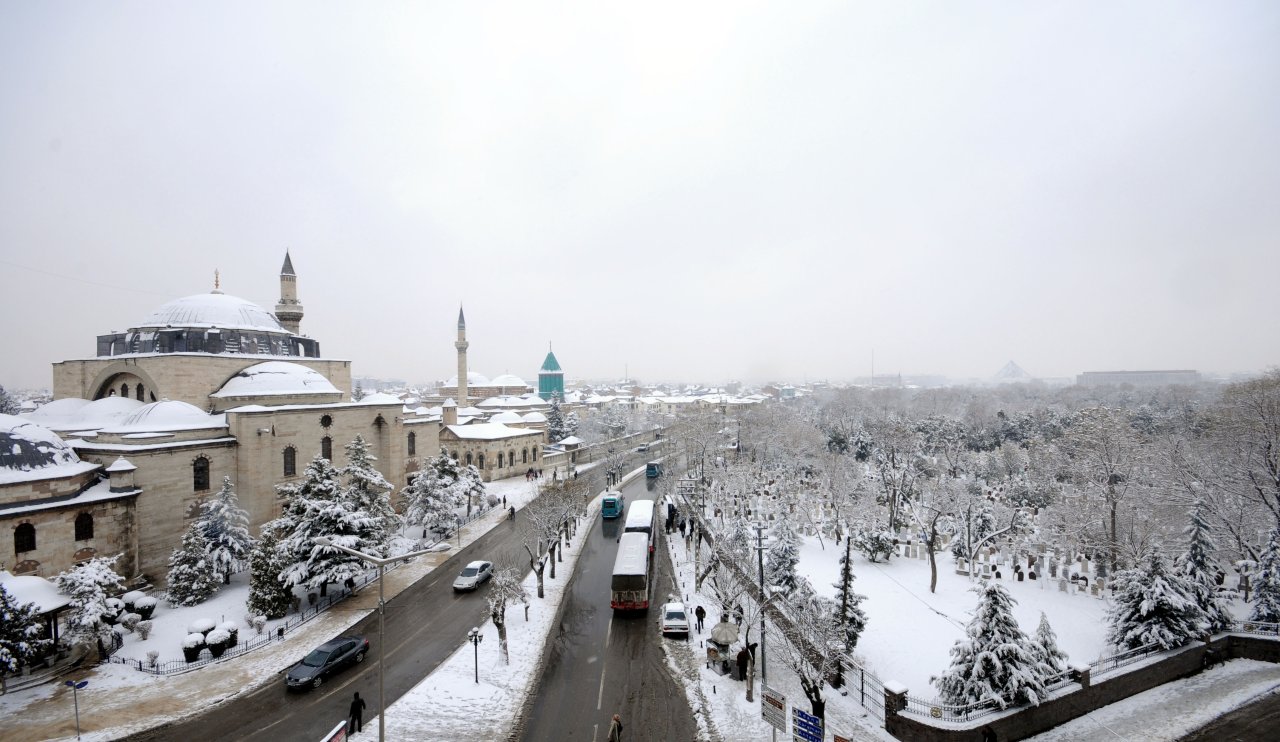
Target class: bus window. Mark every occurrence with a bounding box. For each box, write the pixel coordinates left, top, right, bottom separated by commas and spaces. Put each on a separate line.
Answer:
602, 491, 626, 519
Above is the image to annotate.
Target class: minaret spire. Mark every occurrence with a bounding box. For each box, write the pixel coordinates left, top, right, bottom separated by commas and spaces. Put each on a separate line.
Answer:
274, 251, 304, 334
455, 304, 470, 404
212, 269, 222, 293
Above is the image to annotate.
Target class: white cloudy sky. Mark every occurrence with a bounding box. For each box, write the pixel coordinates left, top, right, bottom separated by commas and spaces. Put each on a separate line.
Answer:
2, 1, 1277, 389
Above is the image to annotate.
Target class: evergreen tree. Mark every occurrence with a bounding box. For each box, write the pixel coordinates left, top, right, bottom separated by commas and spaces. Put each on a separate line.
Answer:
246, 520, 294, 619
546, 394, 568, 443
402, 449, 465, 536
457, 462, 487, 516
1106, 549, 1207, 650
198, 476, 254, 584
1033, 612, 1069, 672
56, 556, 126, 646
277, 453, 380, 591
564, 409, 580, 438
1250, 527, 1280, 623
166, 522, 221, 607
1176, 499, 1234, 633
936, 582, 1049, 709
342, 435, 400, 553
765, 519, 800, 594
0, 584, 50, 684
832, 538, 869, 651
0, 384, 19, 415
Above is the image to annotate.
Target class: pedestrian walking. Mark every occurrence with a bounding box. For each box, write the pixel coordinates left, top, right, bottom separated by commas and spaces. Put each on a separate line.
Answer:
678, 519, 687, 538
607, 713, 623, 742
733, 603, 744, 626
348, 691, 366, 734
737, 646, 750, 681
694, 605, 706, 633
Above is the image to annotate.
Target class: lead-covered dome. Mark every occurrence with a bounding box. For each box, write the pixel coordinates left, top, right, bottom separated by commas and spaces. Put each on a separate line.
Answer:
138, 292, 286, 333
0, 414, 81, 472
101, 400, 224, 433
211, 361, 340, 399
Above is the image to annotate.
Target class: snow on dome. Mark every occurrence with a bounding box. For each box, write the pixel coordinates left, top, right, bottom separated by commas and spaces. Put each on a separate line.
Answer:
489, 374, 528, 387
443, 372, 491, 387
22, 398, 90, 425
102, 400, 224, 433
521, 411, 547, 423
357, 392, 402, 405
0, 413, 81, 472
489, 411, 522, 424
211, 361, 340, 398
138, 292, 286, 333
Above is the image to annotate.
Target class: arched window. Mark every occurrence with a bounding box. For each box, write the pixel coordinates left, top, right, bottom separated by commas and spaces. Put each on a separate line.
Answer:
522, 448, 528, 464
75, 512, 94, 541
193, 457, 210, 491
496, 452, 503, 468
121, 383, 129, 398
478, 453, 486, 469
408, 431, 416, 456
136, 383, 145, 401
532, 448, 538, 461
14, 523, 36, 553
451, 451, 459, 462
465, 452, 473, 466
283, 446, 297, 477
321, 436, 333, 461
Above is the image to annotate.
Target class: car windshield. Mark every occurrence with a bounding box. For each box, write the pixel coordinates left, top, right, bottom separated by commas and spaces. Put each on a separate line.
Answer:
302, 649, 331, 667
665, 610, 685, 621
461, 567, 478, 577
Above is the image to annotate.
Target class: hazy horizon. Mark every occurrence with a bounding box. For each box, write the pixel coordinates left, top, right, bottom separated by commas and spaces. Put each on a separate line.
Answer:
3, 2, 1278, 391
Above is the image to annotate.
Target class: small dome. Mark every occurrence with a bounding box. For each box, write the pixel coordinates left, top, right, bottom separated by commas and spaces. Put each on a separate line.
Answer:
212, 361, 340, 398
357, 392, 402, 405
490, 373, 528, 387
490, 411, 522, 424
139, 292, 286, 333
104, 400, 222, 433
522, 411, 547, 423
0, 414, 80, 471
443, 372, 491, 387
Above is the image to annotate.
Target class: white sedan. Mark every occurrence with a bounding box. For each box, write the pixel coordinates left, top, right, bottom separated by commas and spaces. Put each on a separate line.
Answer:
452, 560, 494, 591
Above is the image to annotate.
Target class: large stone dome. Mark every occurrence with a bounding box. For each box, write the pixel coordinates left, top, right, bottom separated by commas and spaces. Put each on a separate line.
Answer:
0, 414, 81, 472
211, 361, 340, 399
138, 292, 286, 333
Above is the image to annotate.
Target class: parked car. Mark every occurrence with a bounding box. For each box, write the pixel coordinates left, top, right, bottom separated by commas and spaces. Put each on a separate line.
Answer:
660, 602, 690, 637
452, 560, 494, 591
285, 635, 369, 690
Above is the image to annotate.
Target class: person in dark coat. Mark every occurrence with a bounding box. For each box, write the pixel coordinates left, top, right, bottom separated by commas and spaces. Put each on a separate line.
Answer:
736, 646, 750, 681
607, 713, 623, 741
694, 605, 706, 633
980, 725, 996, 741
348, 692, 366, 734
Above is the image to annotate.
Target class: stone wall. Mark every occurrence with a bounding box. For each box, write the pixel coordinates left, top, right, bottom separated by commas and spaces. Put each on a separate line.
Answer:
1, 491, 139, 579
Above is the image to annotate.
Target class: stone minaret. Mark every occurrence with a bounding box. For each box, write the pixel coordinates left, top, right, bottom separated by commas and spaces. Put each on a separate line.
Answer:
455, 305, 469, 404
275, 251, 304, 334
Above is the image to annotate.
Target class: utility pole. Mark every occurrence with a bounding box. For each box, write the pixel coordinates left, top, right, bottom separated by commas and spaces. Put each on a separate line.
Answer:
755, 522, 767, 685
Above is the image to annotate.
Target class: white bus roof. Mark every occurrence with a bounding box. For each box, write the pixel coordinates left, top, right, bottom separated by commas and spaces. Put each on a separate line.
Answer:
625, 500, 654, 521
613, 532, 650, 576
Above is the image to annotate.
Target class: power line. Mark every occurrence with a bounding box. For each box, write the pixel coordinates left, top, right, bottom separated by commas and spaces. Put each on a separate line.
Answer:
0, 258, 174, 298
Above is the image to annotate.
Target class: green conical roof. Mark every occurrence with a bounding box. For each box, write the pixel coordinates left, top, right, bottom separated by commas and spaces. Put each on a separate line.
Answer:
540, 351, 562, 372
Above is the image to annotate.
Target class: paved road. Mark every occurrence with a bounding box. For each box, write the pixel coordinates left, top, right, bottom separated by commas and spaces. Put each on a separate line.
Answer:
123, 487, 572, 741
517, 476, 699, 742
1181, 687, 1280, 742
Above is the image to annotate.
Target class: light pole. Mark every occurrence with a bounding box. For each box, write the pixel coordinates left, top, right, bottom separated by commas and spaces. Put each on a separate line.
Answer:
467, 627, 483, 683
313, 537, 441, 742
65, 679, 87, 740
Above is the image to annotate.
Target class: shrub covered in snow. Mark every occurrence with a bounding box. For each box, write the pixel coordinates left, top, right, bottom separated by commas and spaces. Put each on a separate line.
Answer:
146, 650, 158, 667
206, 629, 231, 647
187, 618, 216, 635
252, 616, 268, 635
136, 620, 153, 641
119, 612, 141, 632
55, 555, 126, 645
181, 633, 206, 650
133, 596, 158, 620
122, 590, 146, 609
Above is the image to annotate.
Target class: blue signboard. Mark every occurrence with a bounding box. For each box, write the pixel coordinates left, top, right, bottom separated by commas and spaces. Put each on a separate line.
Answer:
792, 707, 822, 742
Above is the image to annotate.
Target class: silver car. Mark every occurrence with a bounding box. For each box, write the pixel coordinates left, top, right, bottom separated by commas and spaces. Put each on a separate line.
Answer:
452, 560, 494, 591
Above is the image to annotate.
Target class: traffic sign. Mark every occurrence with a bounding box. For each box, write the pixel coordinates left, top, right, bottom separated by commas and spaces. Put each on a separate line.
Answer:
792, 706, 822, 742
761, 685, 787, 732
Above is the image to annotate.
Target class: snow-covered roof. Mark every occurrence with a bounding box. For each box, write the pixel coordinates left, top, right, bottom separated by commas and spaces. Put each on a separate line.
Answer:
443, 372, 491, 387
105, 456, 137, 473
489, 373, 529, 387
521, 411, 547, 423
137, 291, 287, 333
0, 413, 100, 485
459, 407, 486, 417
556, 435, 583, 445
0, 571, 72, 614
445, 423, 541, 441
211, 361, 341, 399
98, 400, 227, 434
489, 411, 523, 424
24, 396, 146, 432
356, 392, 402, 405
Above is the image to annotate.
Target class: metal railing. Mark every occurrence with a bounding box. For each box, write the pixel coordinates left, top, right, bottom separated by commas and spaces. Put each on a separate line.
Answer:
903, 694, 1003, 724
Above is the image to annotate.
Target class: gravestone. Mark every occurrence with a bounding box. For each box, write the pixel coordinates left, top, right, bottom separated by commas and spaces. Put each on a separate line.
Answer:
1058, 578, 1068, 592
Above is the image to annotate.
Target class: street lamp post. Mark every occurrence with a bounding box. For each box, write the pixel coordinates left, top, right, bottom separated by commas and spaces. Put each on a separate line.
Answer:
65, 679, 87, 740
313, 537, 442, 742
467, 627, 483, 683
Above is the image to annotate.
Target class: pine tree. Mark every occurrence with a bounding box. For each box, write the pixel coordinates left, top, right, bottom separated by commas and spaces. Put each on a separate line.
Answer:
0, 384, 19, 415
403, 449, 465, 536
1033, 612, 1069, 672
1107, 549, 1207, 650
0, 584, 50, 683
56, 556, 126, 646
277, 452, 383, 592
1177, 499, 1234, 633
832, 538, 869, 651
457, 462, 487, 516
1250, 527, 1280, 623
246, 520, 294, 619
564, 409, 580, 438
765, 519, 800, 594
198, 476, 254, 584
166, 522, 222, 607
936, 582, 1049, 709
342, 435, 400, 554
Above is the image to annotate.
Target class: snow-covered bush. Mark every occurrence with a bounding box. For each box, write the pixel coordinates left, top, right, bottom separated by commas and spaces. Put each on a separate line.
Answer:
102, 598, 125, 624
134, 596, 158, 620
181, 633, 206, 650
935, 582, 1049, 710
136, 620, 153, 641
217, 621, 239, 645
146, 650, 158, 667
252, 616, 268, 635
166, 522, 221, 607
852, 526, 895, 563
1107, 550, 1206, 651
187, 618, 216, 635
485, 493, 501, 508
119, 612, 141, 632
206, 629, 231, 647
122, 590, 146, 609
55, 555, 126, 647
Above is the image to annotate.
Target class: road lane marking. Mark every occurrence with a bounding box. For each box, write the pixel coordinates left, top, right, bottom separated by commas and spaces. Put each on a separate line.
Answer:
597, 619, 613, 710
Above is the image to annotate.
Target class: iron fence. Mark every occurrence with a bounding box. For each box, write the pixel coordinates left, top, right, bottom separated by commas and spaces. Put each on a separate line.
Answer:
902, 693, 1003, 724
1088, 642, 1159, 678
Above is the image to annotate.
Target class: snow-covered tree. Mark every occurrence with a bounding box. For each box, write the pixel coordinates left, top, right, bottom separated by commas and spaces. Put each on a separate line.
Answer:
1032, 612, 1069, 673
486, 567, 529, 665
402, 449, 465, 536
1107, 549, 1206, 650
546, 394, 578, 443
936, 582, 1049, 710
457, 462, 487, 517
601, 405, 629, 438
1, 584, 50, 689
773, 589, 845, 722
341, 435, 400, 552
1176, 499, 1234, 633
765, 518, 800, 594
246, 521, 294, 619
198, 476, 253, 584
56, 556, 126, 648
276, 454, 370, 593
851, 522, 895, 563
832, 538, 868, 651
1250, 527, 1280, 623
166, 522, 221, 607
0, 384, 19, 415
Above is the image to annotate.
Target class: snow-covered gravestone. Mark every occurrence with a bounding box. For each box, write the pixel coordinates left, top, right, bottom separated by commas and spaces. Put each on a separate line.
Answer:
1058, 578, 1068, 593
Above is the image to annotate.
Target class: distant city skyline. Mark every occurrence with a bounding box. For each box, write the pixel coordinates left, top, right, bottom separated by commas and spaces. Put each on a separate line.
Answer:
3, 3, 1278, 391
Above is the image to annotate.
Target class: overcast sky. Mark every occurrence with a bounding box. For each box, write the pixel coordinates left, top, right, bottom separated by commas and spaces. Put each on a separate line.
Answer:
2, 2, 1277, 390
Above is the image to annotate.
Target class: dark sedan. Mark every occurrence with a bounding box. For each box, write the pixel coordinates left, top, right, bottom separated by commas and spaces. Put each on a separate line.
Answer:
285, 635, 369, 691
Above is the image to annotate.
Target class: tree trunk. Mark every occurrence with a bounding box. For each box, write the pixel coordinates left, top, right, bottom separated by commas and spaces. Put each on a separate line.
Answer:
549, 546, 557, 579
535, 564, 545, 598
496, 617, 509, 664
